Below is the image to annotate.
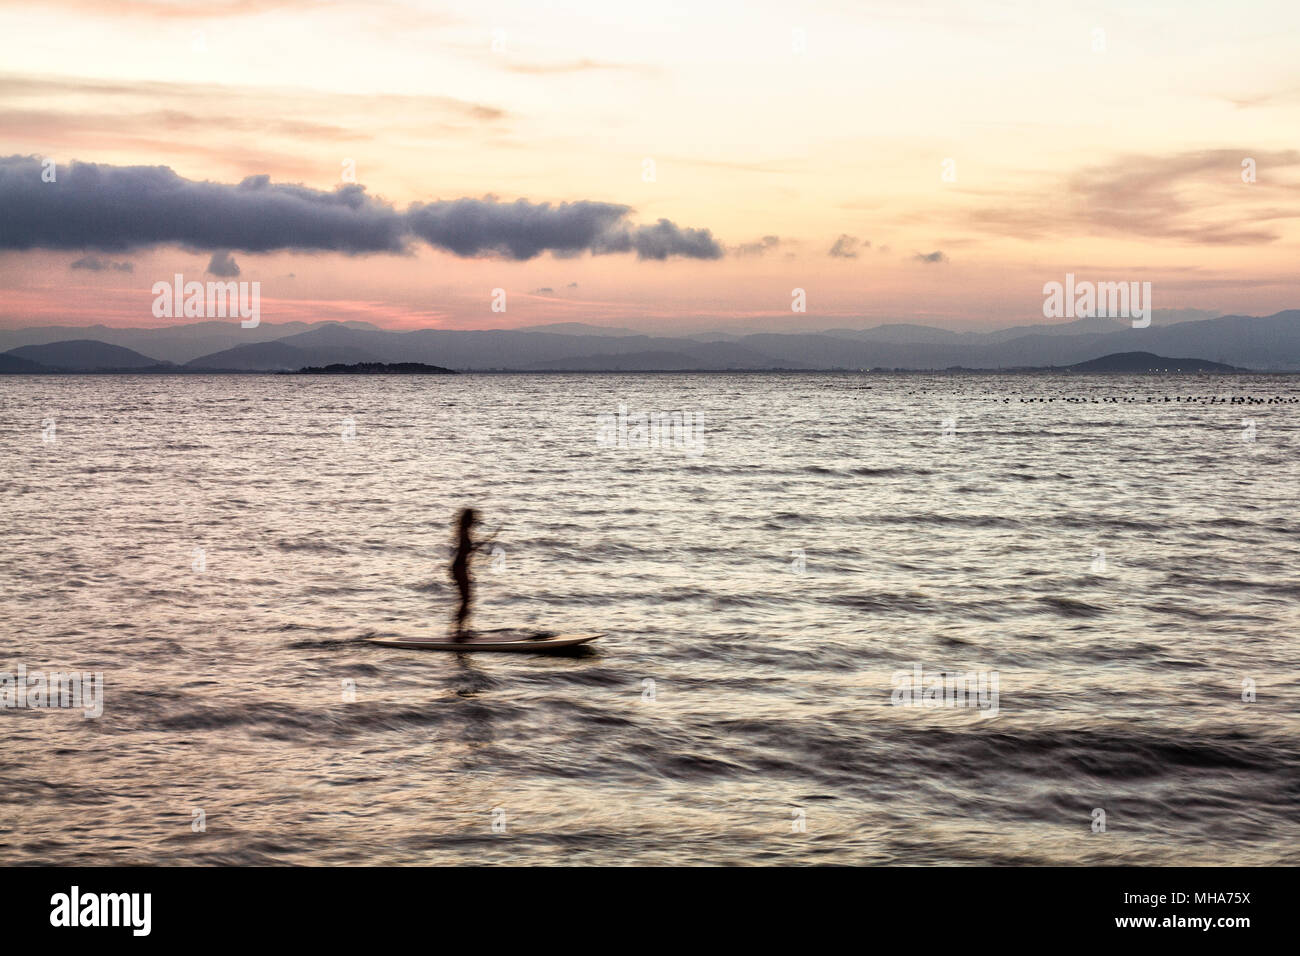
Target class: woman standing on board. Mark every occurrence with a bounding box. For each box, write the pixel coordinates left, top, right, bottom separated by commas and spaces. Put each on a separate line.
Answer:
449, 508, 493, 641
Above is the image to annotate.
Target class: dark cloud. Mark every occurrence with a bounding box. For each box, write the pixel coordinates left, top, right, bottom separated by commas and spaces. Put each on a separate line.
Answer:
69, 255, 133, 272
0, 155, 724, 261
913, 250, 948, 263
532, 286, 555, 294
829, 234, 868, 258
406, 200, 722, 261
595, 218, 724, 260
207, 250, 240, 277
1, 157, 406, 253
407, 198, 624, 259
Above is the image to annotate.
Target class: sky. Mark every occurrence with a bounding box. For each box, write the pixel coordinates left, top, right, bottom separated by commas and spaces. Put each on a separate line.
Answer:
0, 0, 1298, 333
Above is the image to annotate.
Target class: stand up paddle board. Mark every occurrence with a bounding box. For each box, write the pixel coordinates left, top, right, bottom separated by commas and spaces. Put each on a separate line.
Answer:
371, 631, 600, 652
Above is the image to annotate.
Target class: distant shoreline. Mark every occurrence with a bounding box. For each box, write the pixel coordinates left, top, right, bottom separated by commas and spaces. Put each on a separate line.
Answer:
286, 362, 455, 375
4, 366, 1294, 376
5, 312, 1300, 370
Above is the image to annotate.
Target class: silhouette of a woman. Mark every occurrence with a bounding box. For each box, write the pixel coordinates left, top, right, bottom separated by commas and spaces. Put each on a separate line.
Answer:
449, 508, 486, 640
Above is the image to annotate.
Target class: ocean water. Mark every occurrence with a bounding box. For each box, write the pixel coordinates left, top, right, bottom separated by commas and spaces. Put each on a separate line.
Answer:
2, 372, 1298, 866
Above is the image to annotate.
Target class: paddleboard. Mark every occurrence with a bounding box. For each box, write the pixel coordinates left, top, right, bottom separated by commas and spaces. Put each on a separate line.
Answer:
371, 631, 600, 652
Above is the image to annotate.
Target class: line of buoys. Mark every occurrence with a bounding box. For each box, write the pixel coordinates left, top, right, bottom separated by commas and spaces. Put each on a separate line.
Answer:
840, 384, 1300, 404
985, 395, 1299, 404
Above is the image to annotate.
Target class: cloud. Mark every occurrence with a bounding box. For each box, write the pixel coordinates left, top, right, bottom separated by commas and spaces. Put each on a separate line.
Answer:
598, 218, 724, 260
829, 234, 868, 258
0, 156, 724, 261
913, 250, 948, 263
406, 200, 721, 260
0, 74, 506, 126
207, 250, 240, 277
2, 158, 406, 253
965, 150, 1300, 246
69, 255, 133, 272
532, 286, 555, 294
407, 197, 618, 259
0, 0, 438, 22
1220, 86, 1300, 110
733, 235, 781, 256
504, 59, 656, 76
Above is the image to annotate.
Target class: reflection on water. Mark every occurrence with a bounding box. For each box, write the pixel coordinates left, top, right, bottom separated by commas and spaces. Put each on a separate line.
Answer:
1, 372, 1298, 864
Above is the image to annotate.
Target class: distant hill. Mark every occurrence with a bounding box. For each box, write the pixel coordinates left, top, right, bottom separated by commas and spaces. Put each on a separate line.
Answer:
530, 339, 790, 370
4, 309, 1299, 371
516, 322, 642, 337
293, 362, 454, 374
0, 353, 49, 373
527, 350, 714, 371
824, 323, 964, 345
0, 320, 384, 364
184, 324, 787, 371
5, 339, 165, 369
184, 340, 381, 371
1065, 352, 1244, 373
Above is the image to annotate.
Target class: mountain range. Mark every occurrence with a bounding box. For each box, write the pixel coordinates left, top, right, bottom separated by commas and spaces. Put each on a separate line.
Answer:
2, 311, 1299, 371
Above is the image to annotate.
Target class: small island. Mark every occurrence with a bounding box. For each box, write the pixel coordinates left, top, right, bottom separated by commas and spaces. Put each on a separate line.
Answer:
1063, 352, 1244, 373
291, 362, 456, 375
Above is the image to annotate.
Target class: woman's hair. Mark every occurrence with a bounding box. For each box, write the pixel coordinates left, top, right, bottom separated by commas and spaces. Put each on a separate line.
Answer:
456, 507, 479, 534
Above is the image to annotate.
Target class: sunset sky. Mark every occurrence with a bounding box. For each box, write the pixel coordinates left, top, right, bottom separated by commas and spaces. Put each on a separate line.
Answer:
1, 0, 1297, 332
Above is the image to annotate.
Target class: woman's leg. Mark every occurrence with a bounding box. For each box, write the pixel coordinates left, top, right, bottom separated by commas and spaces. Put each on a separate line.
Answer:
454, 575, 471, 638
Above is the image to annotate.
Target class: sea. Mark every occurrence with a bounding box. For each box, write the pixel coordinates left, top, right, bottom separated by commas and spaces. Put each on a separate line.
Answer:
1, 372, 1297, 865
